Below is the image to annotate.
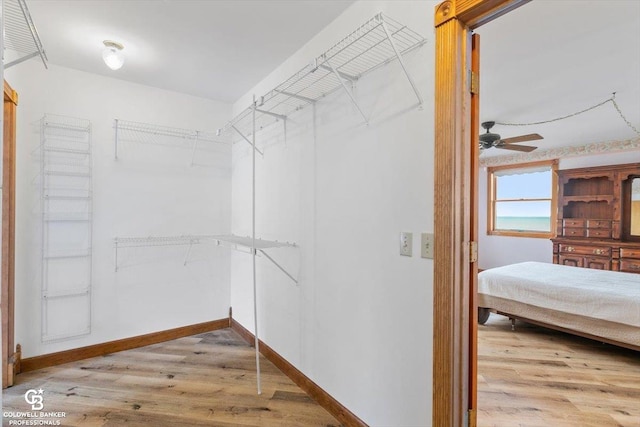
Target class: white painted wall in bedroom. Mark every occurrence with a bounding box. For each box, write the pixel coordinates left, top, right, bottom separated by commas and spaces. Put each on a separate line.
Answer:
229, 1, 435, 426
478, 150, 640, 270
6, 62, 232, 357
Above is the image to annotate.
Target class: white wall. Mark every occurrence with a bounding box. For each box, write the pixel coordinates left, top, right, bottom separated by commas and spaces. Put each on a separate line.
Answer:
6, 62, 232, 357
230, 1, 435, 426
479, 150, 640, 270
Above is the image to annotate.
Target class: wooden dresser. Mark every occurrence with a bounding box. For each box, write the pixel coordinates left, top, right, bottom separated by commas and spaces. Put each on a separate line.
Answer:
552, 162, 640, 273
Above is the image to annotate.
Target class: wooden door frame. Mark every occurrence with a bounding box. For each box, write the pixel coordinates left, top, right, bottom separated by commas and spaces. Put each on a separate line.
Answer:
432, 1, 530, 425
3, 80, 18, 388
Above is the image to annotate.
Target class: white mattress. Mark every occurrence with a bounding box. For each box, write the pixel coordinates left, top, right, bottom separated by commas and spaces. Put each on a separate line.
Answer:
478, 262, 640, 328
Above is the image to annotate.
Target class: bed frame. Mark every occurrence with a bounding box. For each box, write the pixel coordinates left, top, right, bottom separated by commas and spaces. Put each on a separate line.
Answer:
478, 263, 640, 352
479, 307, 640, 352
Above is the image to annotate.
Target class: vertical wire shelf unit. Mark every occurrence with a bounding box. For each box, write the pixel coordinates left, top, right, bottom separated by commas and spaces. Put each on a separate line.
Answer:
215, 13, 425, 394
40, 115, 92, 342
217, 13, 425, 144
113, 119, 227, 166
4, 0, 48, 69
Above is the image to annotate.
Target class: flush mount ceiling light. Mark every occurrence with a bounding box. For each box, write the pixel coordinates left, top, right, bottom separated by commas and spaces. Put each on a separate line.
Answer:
102, 40, 124, 70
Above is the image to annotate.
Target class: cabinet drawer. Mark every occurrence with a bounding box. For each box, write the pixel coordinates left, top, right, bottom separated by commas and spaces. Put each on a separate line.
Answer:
559, 244, 611, 257
563, 219, 585, 228
587, 219, 611, 229
620, 259, 640, 273
620, 248, 640, 259
586, 228, 612, 238
584, 257, 611, 270
559, 255, 583, 268
563, 227, 586, 237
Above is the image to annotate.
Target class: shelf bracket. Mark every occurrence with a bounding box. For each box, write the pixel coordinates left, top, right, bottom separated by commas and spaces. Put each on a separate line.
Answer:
257, 249, 298, 285
323, 57, 369, 125
183, 241, 194, 266
5, 51, 40, 69
380, 19, 424, 107
114, 119, 119, 159
231, 125, 264, 157
190, 132, 199, 167
254, 108, 287, 121
318, 63, 358, 82
274, 90, 316, 104
6, 0, 49, 69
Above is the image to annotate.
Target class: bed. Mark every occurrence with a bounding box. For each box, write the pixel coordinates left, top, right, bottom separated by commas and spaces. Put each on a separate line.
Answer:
478, 261, 640, 351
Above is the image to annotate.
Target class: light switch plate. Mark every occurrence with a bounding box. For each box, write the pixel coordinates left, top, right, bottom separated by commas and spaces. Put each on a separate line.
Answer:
400, 232, 413, 257
421, 233, 434, 259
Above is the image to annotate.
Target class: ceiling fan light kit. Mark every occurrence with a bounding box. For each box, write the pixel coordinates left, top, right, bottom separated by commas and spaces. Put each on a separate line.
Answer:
479, 121, 542, 153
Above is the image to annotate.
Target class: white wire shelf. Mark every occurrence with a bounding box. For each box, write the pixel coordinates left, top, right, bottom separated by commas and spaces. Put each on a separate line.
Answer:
113, 119, 228, 164
44, 248, 91, 260
114, 234, 297, 283
41, 116, 92, 162
43, 287, 90, 300
43, 115, 91, 132
43, 188, 91, 199
41, 146, 91, 155
218, 13, 425, 142
114, 234, 295, 249
212, 234, 296, 250
42, 327, 91, 343
44, 194, 91, 201
43, 212, 92, 222
44, 169, 91, 178
114, 234, 219, 248
4, 0, 48, 69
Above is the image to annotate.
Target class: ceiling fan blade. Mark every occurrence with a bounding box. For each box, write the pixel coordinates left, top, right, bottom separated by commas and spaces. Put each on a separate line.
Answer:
496, 143, 537, 152
501, 133, 543, 144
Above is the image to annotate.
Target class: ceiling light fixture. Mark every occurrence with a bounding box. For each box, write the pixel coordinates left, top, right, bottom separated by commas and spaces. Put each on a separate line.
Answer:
102, 40, 125, 70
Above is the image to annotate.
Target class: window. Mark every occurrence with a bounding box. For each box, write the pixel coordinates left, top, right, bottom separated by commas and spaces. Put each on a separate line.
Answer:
487, 159, 558, 238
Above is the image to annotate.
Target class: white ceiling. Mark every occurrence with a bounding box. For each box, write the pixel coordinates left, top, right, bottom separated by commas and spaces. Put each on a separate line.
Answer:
25, 0, 354, 103
478, 0, 640, 157
16, 0, 640, 157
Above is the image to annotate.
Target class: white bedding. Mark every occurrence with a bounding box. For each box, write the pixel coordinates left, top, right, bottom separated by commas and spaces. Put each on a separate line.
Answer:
478, 262, 640, 328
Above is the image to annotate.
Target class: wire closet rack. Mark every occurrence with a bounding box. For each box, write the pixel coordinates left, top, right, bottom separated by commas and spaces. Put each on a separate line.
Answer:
113, 119, 227, 165
4, 0, 48, 69
40, 114, 93, 343
217, 13, 425, 143
114, 234, 297, 283
214, 12, 425, 395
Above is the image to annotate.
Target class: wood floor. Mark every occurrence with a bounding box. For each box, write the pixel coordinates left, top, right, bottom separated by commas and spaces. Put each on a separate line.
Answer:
2, 329, 340, 427
5, 319, 639, 426
478, 314, 640, 427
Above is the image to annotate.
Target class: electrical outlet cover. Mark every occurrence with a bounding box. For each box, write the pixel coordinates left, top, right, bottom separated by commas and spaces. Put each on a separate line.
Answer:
421, 233, 434, 259
400, 232, 413, 256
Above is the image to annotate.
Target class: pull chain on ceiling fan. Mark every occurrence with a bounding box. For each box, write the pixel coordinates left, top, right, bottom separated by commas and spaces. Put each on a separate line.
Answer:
479, 121, 543, 152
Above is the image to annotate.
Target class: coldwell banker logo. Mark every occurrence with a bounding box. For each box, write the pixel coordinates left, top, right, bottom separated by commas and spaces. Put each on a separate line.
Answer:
3, 387, 67, 425
24, 389, 44, 410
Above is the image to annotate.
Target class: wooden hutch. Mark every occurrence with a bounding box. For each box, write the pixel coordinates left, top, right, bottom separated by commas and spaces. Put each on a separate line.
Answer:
552, 162, 640, 273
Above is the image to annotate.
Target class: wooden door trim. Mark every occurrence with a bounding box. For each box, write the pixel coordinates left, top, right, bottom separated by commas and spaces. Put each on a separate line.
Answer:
468, 33, 480, 422
3, 80, 18, 388
432, 1, 530, 425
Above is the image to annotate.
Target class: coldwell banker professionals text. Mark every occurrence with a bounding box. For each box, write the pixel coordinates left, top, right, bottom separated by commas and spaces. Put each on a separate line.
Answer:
3, 411, 67, 425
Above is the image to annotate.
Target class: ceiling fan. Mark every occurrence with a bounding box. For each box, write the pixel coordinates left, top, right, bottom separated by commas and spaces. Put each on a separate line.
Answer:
479, 121, 543, 152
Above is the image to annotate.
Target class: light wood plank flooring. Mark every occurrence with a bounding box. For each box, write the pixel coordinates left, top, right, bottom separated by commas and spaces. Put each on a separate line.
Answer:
2, 329, 340, 427
478, 314, 640, 427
